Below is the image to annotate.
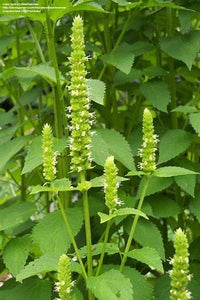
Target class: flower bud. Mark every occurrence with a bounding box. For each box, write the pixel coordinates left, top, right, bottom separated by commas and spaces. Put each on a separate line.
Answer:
104, 156, 119, 211
138, 108, 158, 172
68, 16, 93, 173
55, 254, 73, 300
170, 228, 191, 300
42, 123, 57, 182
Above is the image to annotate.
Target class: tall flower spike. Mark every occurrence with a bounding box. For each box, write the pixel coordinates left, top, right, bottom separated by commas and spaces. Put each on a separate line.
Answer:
104, 156, 119, 211
169, 228, 192, 300
42, 123, 57, 182
138, 108, 158, 172
55, 254, 73, 300
68, 15, 93, 173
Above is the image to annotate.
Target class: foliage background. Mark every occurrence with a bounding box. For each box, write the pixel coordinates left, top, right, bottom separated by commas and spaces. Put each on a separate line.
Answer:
1, 0, 200, 299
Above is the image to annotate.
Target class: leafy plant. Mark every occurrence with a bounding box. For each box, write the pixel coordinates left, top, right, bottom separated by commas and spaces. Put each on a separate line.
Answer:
1, 0, 200, 299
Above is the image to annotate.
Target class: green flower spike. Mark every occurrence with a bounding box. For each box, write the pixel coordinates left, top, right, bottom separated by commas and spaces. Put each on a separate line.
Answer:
68, 15, 94, 173
55, 254, 74, 300
104, 156, 121, 211
169, 228, 192, 300
42, 123, 57, 182
138, 108, 158, 172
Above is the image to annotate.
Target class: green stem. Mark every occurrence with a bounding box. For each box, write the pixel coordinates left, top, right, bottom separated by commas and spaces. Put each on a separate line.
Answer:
56, 195, 87, 280
167, 8, 177, 129
45, 13, 70, 207
120, 175, 150, 272
26, 19, 46, 63
96, 220, 112, 276
80, 171, 93, 300
16, 20, 26, 202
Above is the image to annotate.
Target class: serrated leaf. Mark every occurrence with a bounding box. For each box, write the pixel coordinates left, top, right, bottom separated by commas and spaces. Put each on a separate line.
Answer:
0, 202, 36, 231
91, 131, 110, 166
16, 255, 58, 282
127, 247, 163, 273
172, 105, 197, 113
190, 193, 200, 224
125, 219, 165, 260
154, 166, 198, 177
175, 174, 196, 197
147, 195, 181, 218
3, 63, 64, 86
101, 265, 154, 300
90, 175, 128, 188
137, 176, 173, 198
158, 129, 193, 164
87, 79, 105, 105
22, 136, 68, 174
3, 235, 31, 277
32, 208, 83, 256
101, 43, 135, 74
127, 170, 145, 176
87, 269, 133, 300
77, 243, 119, 258
140, 81, 170, 112
189, 112, 200, 134
154, 274, 170, 300
0, 278, 51, 300
92, 128, 135, 170
0, 36, 13, 56
30, 178, 72, 194
0, 136, 30, 173
160, 31, 200, 70
98, 208, 148, 223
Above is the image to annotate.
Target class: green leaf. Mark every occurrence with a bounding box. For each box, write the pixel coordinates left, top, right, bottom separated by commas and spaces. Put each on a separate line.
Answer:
0, 136, 30, 174
154, 274, 170, 300
158, 129, 193, 164
127, 247, 163, 273
137, 176, 173, 198
147, 195, 181, 218
87, 79, 105, 105
98, 208, 148, 224
175, 174, 196, 197
125, 219, 165, 260
90, 175, 128, 188
22, 136, 68, 174
101, 43, 135, 74
172, 105, 197, 113
130, 41, 154, 56
87, 269, 133, 300
189, 112, 200, 134
92, 128, 135, 170
153, 166, 198, 177
78, 243, 119, 258
16, 255, 58, 282
0, 278, 51, 300
91, 131, 110, 166
127, 170, 145, 176
3, 63, 64, 86
190, 193, 200, 224
140, 81, 170, 112
0, 202, 36, 231
31, 178, 72, 194
160, 31, 200, 70
32, 208, 83, 256
3, 235, 31, 277
101, 265, 154, 300
0, 36, 13, 56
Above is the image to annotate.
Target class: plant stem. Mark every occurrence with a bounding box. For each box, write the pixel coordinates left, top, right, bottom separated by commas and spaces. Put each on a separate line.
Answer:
80, 171, 93, 300
167, 8, 177, 129
96, 220, 112, 276
45, 13, 70, 207
56, 195, 88, 280
120, 175, 150, 272
16, 20, 26, 202
26, 19, 46, 63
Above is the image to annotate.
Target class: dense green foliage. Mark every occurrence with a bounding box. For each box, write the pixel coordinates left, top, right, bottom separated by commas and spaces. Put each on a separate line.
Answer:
1, 0, 200, 299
